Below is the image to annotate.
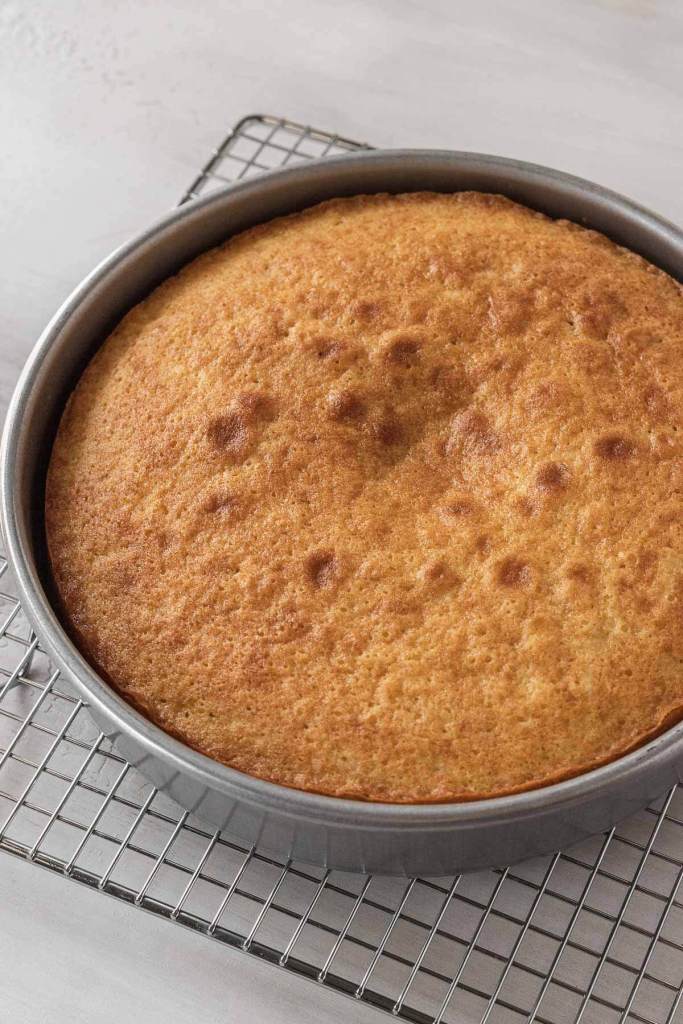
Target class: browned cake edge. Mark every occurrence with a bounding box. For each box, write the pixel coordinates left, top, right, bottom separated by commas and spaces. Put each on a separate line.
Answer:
45, 191, 683, 804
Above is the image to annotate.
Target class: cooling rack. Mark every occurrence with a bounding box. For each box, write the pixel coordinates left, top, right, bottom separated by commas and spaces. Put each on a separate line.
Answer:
1, 114, 682, 1024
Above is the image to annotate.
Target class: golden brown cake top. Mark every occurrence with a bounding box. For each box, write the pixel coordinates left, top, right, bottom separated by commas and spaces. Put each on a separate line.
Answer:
46, 192, 683, 802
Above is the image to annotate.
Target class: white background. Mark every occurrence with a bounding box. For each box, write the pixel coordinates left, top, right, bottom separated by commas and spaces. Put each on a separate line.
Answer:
0, 1, 681, 1021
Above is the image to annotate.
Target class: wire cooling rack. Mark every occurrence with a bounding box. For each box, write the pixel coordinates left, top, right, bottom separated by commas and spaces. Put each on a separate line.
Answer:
1, 114, 682, 1024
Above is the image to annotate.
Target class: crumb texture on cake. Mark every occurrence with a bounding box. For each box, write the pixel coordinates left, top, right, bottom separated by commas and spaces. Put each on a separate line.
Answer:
45, 192, 683, 802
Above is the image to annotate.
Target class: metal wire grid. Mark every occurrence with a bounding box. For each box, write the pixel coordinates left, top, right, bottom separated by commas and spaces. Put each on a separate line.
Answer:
180, 112, 371, 203
1, 114, 682, 1024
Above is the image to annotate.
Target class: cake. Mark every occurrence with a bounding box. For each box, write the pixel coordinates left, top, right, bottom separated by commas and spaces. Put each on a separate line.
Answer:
45, 192, 683, 802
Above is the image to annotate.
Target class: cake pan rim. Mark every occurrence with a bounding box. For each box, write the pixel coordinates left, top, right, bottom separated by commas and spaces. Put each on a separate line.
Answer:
2, 146, 682, 833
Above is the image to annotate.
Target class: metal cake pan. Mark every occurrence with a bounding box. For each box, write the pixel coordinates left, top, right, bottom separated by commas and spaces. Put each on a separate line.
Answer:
2, 150, 682, 876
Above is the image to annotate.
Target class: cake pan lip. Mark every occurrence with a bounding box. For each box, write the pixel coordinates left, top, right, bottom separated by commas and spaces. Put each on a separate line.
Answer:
2, 147, 682, 831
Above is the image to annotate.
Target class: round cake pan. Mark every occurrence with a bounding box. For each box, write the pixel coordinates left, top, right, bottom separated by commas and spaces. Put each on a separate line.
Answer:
2, 151, 682, 876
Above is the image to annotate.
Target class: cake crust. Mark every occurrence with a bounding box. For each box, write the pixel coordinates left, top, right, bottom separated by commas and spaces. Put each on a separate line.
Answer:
45, 192, 683, 802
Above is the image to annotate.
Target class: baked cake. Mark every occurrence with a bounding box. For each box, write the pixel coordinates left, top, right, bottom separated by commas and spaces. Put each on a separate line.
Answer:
45, 192, 683, 802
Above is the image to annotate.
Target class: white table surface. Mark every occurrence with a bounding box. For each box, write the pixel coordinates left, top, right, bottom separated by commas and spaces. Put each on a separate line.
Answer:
0, 1, 681, 1021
